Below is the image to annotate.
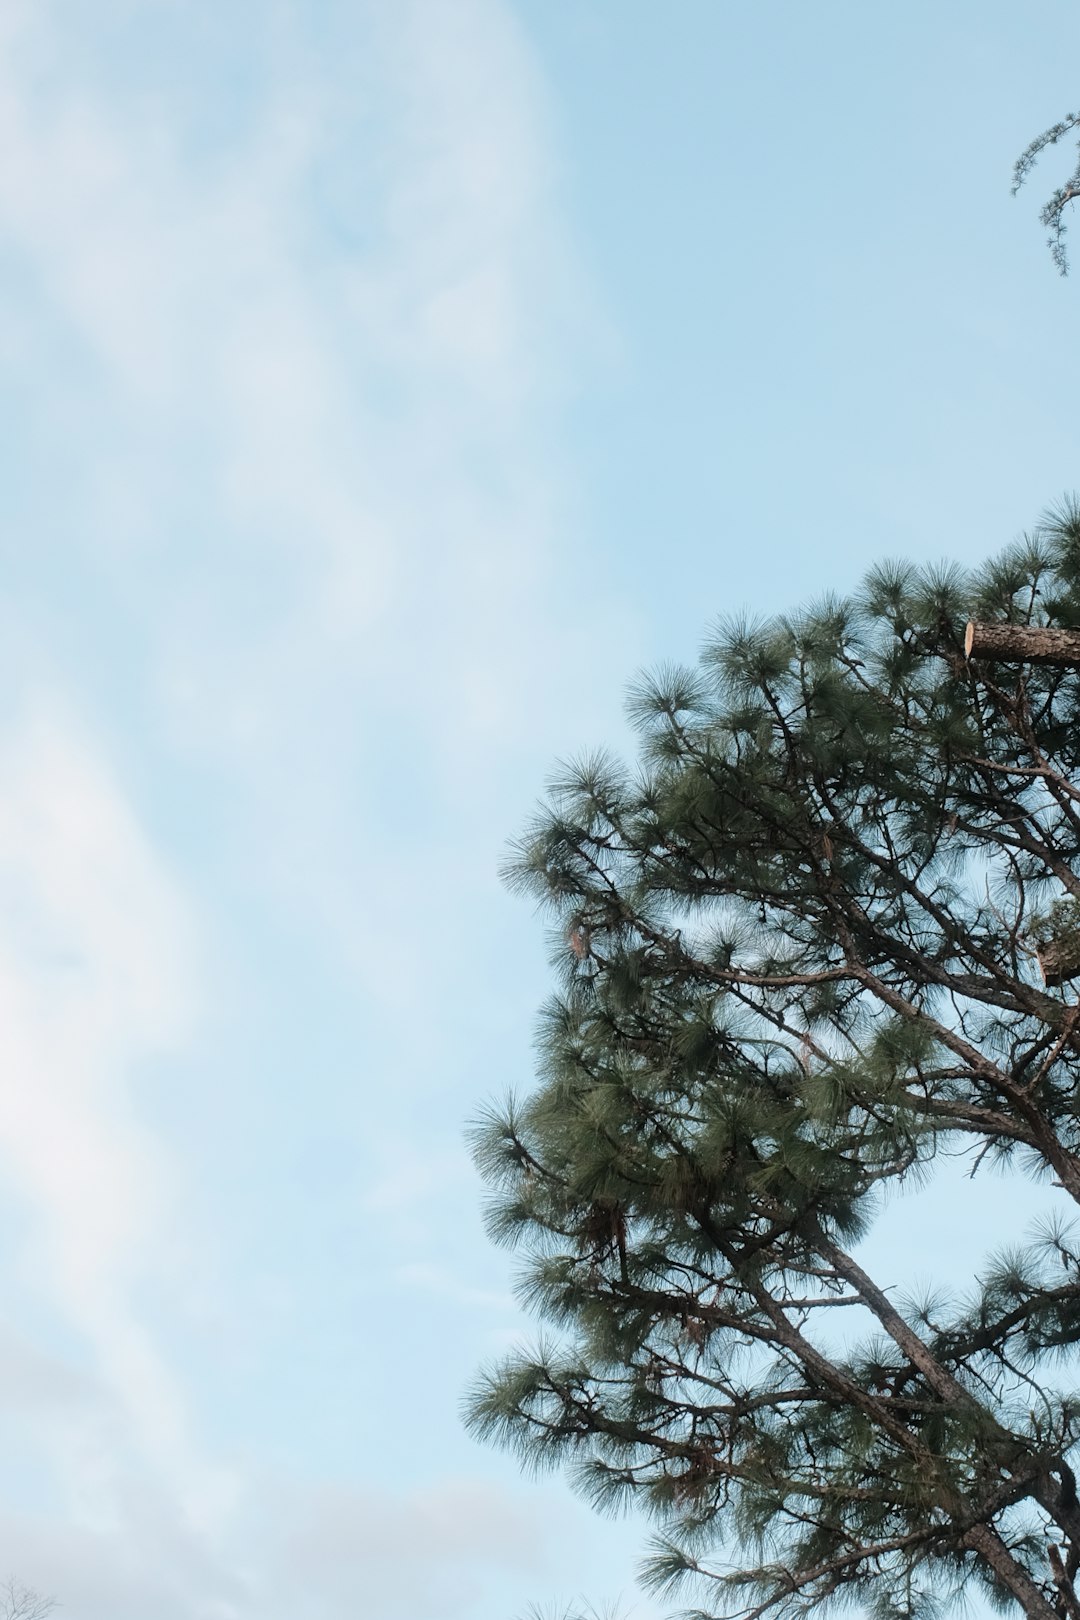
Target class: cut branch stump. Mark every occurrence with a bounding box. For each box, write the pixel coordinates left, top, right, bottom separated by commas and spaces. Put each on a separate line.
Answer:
1037, 935, 1080, 988
965, 621, 1080, 666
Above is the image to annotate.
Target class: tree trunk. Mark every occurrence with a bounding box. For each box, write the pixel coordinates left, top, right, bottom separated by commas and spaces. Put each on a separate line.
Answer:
965, 621, 1080, 665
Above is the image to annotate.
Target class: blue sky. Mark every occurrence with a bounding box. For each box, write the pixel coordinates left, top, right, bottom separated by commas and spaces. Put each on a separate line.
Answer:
2, 3, 1080, 1617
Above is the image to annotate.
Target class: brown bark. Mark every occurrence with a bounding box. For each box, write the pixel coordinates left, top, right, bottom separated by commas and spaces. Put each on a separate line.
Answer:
963, 1524, 1059, 1620
965, 621, 1080, 665
1038, 936, 1080, 988
1049, 1543, 1080, 1620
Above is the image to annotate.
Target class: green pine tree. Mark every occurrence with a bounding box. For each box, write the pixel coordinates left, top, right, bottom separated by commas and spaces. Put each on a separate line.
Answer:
468, 502, 1080, 1620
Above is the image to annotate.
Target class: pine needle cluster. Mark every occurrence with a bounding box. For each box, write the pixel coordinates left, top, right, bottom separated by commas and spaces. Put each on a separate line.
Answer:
1014, 112, 1080, 274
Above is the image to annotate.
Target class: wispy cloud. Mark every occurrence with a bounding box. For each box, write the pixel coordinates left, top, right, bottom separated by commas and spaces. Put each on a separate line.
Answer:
0, 0, 631, 964
0, 699, 229, 1532
0, 1, 646, 1615
1, 1464, 579, 1620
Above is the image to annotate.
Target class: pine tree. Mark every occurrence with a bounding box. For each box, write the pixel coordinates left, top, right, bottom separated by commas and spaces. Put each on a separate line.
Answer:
468, 502, 1080, 1620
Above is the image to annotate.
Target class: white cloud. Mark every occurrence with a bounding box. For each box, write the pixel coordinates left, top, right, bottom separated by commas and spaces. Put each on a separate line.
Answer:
0, 0, 623, 772
0, 1467, 594, 1620
0, 702, 230, 1526
263, 1474, 563, 1620
0, 701, 192, 1287
0, 0, 638, 1066
0, 3, 650, 1616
